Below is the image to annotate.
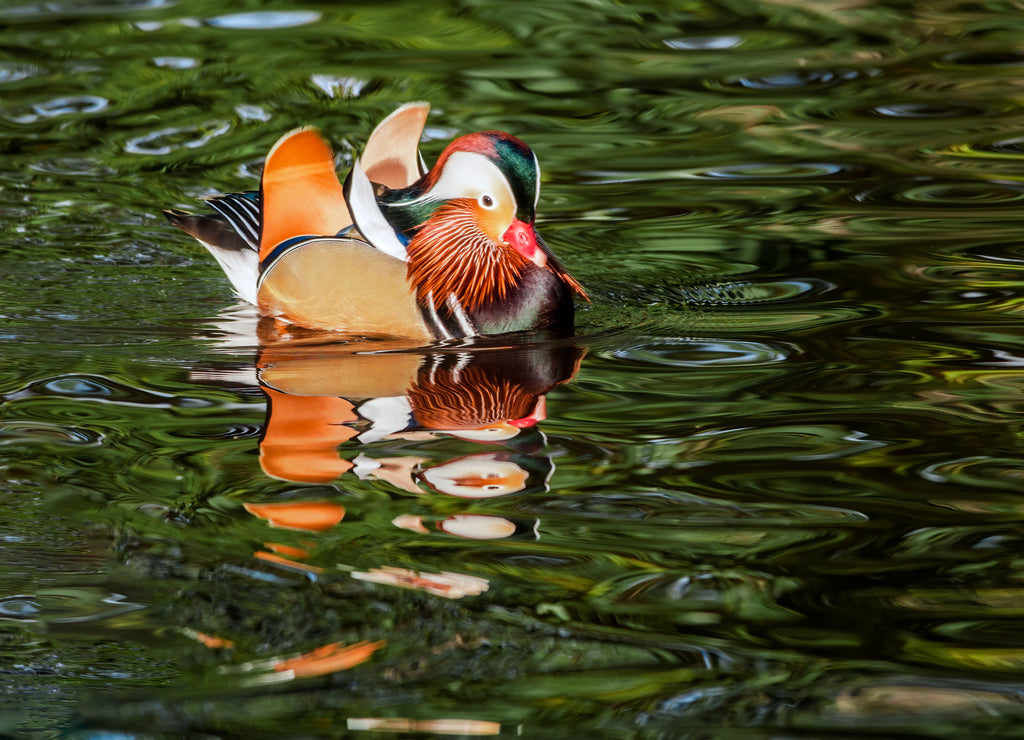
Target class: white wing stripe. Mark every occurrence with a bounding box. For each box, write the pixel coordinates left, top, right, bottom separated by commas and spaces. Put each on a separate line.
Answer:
226, 196, 260, 244
207, 196, 260, 247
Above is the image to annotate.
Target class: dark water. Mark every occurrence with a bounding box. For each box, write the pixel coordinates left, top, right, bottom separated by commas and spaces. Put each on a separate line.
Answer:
4, 0, 1024, 737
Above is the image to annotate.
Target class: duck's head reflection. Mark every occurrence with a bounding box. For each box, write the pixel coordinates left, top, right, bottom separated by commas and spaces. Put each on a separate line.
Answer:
254, 337, 584, 492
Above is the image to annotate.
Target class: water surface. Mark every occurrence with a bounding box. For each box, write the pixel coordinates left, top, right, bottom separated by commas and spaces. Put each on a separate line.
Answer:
4, 0, 1024, 737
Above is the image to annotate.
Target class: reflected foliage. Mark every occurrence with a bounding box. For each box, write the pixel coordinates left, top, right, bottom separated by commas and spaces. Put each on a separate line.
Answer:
4, 0, 1024, 737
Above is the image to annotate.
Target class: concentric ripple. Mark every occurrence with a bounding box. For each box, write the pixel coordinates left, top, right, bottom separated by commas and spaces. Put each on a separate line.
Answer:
610, 338, 794, 367
0, 421, 102, 447
694, 162, 853, 179
0, 589, 142, 624
853, 180, 1024, 208
677, 278, 835, 305
124, 121, 231, 155
919, 456, 1024, 492
872, 102, 987, 119
709, 67, 869, 93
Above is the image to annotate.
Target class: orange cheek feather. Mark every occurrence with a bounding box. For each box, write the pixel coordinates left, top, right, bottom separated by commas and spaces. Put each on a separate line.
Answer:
477, 200, 513, 244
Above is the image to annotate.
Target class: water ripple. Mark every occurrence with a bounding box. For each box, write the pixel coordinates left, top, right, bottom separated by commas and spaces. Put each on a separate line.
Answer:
206, 11, 322, 29
4, 374, 213, 410
29, 157, 116, 177
978, 138, 1024, 156
919, 456, 1024, 491
687, 425, 887, 463
695, 162, 853, 179
611, 338, 794, 367
853, 180, 1024, 208
536, 490, 867, 525
152, 56, 199, 70
171, 422, 264, 440
951, 137, 1024, 158
678, 278, 835, 305
934, 619, 1024, 645
940, 51, 1024, 69
711, 67, 870, 93
3, 95, 109, 124
578, 161, 855, 184
0, 420, 101, 447
0, 0, 172, 20
309, 74, 366, 99
819, 679, 1024, 728
0, 62, 42, 84
872, 102, 989, 118
592, 568, 802, 624
37, 95, 107, 117
0, 589, 142, 624
663, 35, 743, 51
124, 121, 231, 155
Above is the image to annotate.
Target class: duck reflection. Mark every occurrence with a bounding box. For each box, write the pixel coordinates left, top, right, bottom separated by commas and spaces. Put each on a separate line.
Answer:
255, 337, 584, 494
183, 333, 585, 683
238, 337, 581, 594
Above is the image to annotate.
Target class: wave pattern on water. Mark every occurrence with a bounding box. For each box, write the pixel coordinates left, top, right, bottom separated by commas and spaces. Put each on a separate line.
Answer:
4, 0, 1024, 737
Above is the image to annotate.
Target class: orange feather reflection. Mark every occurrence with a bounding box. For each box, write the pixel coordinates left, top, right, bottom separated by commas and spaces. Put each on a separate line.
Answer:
273, 640, 385, 679
254, 338, 584, 488
347, 718, 501, 735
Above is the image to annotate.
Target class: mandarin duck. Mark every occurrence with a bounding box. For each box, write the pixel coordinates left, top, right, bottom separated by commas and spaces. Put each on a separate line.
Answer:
165, 103, 587, 340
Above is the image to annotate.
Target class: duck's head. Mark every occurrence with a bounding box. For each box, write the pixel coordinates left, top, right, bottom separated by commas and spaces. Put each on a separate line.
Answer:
345, 124, 587, 317
394, 131, 546, 268
392, 131, 581, 312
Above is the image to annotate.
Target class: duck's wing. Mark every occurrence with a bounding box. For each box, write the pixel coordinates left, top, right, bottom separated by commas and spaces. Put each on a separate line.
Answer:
255, 125, 430, 337
202, 192, 262, 249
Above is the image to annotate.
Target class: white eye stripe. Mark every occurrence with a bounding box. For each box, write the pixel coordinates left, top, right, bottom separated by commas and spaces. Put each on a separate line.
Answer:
413, 152, 515, 210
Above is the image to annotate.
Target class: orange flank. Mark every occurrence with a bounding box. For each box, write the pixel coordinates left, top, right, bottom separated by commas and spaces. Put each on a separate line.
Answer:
259, 128, 352, 260
274, 640, 386, 678
243, 500, 346, 531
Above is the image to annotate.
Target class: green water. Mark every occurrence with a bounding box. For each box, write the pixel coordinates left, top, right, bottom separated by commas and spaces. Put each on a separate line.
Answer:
5, 0, 1024, 737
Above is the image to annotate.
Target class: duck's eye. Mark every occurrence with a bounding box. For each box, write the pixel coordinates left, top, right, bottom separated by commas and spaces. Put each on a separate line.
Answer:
478, 194, 495, 209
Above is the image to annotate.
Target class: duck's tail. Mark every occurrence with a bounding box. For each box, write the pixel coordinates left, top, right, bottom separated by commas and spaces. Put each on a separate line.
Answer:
164, 195, 261, 304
